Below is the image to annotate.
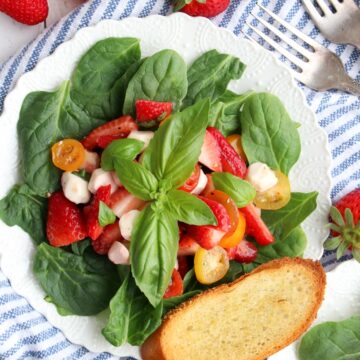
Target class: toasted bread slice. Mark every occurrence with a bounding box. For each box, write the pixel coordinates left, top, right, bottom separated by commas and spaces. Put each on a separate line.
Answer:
141, 257, 326, 360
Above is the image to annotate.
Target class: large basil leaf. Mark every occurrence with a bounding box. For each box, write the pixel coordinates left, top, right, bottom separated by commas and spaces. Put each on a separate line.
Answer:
71, 38, 141, 120
102, 270, 163, 346
262, 192, 318, 240
34, 243, 120, 315
123, 49, 188, 116
142, 99, 209, 189
298, 315, 360, 360
165, 190, 217, 226
0, 184, 47, 244
183, 50, 246, 108
240, 93, 301, 175
131, 203, 179, 307
18, 81, 103, 195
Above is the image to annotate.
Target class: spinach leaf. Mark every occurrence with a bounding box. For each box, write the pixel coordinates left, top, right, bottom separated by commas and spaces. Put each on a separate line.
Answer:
123, 50, 188, 116
262, 192, 318, 240
101, 138, 144, 171
142, 99, 209, 189
130, 203, 179, 307
162, 290, 201, 315
98, 201, 116, 227
212, 172, 256, 207
34, 243, 120, 315
165, 190, 217, 226
44, 296, 74, 316
71, 38, 141, 120
18, 81, 103, 195
71, 238, 91, 256
102, 270, 163, 346
183, 50, 246, 108
0, 184, 47, 244
240, 93, 301, 175
298, 315, 360, 360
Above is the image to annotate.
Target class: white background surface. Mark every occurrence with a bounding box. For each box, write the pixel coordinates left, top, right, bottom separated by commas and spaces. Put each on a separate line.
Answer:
0, 0, 84, 65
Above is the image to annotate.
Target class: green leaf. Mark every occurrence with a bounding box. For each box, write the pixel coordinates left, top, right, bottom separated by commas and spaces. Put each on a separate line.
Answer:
123, 49, 188, 116
73, 169, 91, 181
114, 159, 159, 201
212, 172, 256, 207
345, 208, 354, 227
352, 248, 360, 263
298, 315, 360, 360
142, 99, 209, 189
44, 296, 74, 316
262, 192, 318, 241
172, 0, 192, 11
240, 93, 301, 175
98, 201, 116, 227
130, 204, 179, 307
165, 190, 217, 226
0, 184, 47, 244
323, 236, 342, 251
330, 206, 345, 226
101, 138, 144, 171
162, 290, 201, 315
102, 271, 163, 346
34, 243, 120, 315
183, 50, 246, 108
71, 238, 91, 256
336, 240, 348, 260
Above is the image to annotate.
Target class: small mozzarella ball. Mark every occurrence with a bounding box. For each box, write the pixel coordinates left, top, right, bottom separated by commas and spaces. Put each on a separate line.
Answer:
119, 210, 141, 240
61, 172, 91, 204
191, 169, 208, 195
80, 150, 100, 173
88, 168, 118, 194
128, 131, 154, 151
108, 241, 130, 265
246, 162, 278, 193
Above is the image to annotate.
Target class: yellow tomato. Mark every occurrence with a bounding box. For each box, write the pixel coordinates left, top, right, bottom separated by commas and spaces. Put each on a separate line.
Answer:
51, 139, 85, 172
226, 134, 247, 162
220, 211, 246, 249
194, 246, 230, 285
254, 170, 291, 210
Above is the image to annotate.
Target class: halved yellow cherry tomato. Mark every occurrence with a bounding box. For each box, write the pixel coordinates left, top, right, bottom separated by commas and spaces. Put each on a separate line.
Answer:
194, 246, 230, 284
51, 139, 85, 171
226, 134, 247, 162
254, 170, 291, 210
219, 211, 246, 249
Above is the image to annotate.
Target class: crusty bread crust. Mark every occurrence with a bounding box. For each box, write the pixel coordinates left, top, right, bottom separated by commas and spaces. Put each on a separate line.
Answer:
141, 257, 326, 360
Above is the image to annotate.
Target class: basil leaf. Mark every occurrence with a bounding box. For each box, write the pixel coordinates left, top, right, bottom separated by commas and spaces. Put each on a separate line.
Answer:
123, 49, 188, 116
102, 270, 163, 346
0, 184, 47, 244
165, 190, 217, 226
34, 243, 120, 315
98, 201, 116, 227
71, 38, 141, 120
162, 290, 201, 315
101, 138, 144, 171
240, 93, 301, 175
74, 169, 91, 181
212, 172, 256, 207
262, 192, 318, 240
142, 99, 209, 189
114, 159, 158, 201
298, 315, 360, 360
131, 204, 179, 307
183, 50, 246, 108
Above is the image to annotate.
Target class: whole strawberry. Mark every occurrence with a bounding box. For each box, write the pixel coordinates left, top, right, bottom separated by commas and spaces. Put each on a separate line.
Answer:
173, 0, 230, 18
324, 188, 360, 262
0, 0, 48, 25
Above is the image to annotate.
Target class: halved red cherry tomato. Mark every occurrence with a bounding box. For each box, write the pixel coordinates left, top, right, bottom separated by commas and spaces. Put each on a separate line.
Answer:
219, 211, 246, 249
233, 240, 258, 263
179, 164, 201, 192
226, 134, 247, 162
202, 173, 215, 196
194, 246, 230, 284
51, 139, 85, 171
163, 269, 183, 299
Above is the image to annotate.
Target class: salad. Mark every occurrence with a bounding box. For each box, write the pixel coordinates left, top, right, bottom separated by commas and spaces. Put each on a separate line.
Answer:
0, 37, 318, 347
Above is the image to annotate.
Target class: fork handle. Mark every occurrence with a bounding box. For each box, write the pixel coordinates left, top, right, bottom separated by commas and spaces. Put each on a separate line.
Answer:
337, 76, 360, 97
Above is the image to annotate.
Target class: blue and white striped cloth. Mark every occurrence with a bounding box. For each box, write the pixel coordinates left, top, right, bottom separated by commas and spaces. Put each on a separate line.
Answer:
0, 0, 359, 358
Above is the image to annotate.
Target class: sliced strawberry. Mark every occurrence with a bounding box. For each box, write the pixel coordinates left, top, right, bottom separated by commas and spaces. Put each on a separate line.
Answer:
199, 129, 222, 172
135, 100, 172, 123
82, 116, 138, 150
178, 235, 200, 256
179, 164, 201, 193
163, 269, 183, 299
96, 134, 127, 149
177, 256, 190, 279
207, 127, 247, 178
110, 188, 146, 218
47, 191, 86, 247
233, 240, 258, 263
92, 223, 122, 255
240, 203, 274, 245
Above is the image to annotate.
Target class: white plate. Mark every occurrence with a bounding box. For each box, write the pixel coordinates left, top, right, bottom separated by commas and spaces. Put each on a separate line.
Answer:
0, 14, 332, 357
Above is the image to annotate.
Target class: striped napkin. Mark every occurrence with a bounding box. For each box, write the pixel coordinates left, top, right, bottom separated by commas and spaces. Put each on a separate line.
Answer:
0, 0, 359, 358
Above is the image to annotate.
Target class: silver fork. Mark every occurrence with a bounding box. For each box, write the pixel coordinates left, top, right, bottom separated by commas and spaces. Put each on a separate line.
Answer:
245, 4, 360, 96
302, 0, 360, 49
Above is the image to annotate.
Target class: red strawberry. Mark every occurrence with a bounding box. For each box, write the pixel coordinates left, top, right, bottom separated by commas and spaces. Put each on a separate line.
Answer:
83, 185, 111, 241
135, 100, 172, 123
0, 0, 48, 25
207, 127, 247, 178
110, 188, 146, 218
232, 240, 258, 263
178, 234, 200, 256
179, 164, 201, 193
240, 203, 274, 245
177, 256, 190, 278
199, 130, 222, 172
92, 223, 122, 255
96, 134, 127, 149
82, 116, 138, 150
173, 0, 230, 18
47, 191, 86, 247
